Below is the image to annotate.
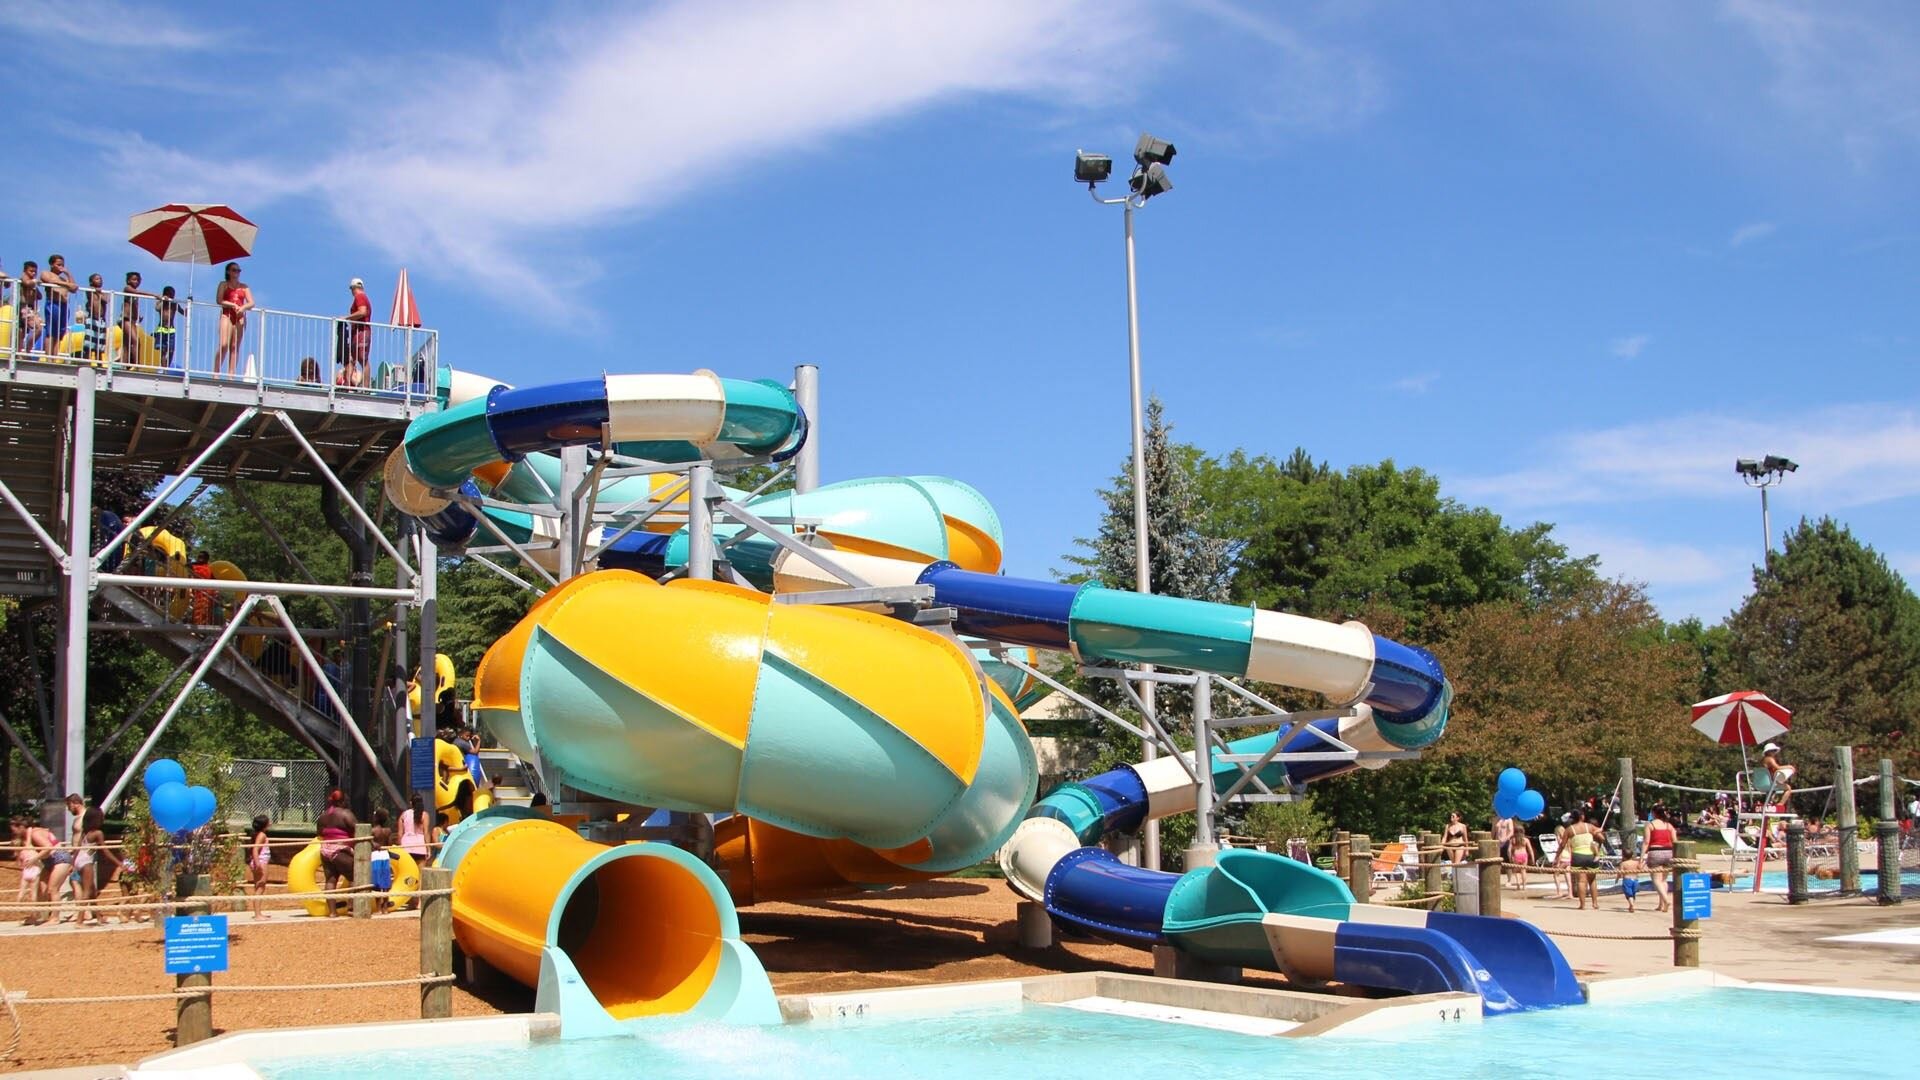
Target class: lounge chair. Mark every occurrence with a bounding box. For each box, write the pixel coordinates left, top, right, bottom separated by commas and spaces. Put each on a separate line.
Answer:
1371, 842, 1411, 883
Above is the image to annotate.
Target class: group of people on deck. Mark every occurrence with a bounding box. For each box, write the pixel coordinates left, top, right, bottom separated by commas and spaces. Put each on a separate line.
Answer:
2, 255, 380, 384
2, 254, 184, 364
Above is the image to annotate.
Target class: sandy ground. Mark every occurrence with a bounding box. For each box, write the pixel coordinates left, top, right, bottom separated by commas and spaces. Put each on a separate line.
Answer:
3, 868, 1918, 1074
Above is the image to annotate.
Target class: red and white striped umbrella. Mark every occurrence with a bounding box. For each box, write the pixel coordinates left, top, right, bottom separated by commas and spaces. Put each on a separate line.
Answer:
1690, 691, 1791, 746
390, 267, 421, 328
127, 204, 258, 265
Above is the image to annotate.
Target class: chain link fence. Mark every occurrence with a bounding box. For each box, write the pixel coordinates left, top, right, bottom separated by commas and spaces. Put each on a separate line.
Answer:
225, 758, 330, 826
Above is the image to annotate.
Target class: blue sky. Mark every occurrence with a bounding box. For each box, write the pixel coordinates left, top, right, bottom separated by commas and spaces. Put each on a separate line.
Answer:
4, 0, 1915, 622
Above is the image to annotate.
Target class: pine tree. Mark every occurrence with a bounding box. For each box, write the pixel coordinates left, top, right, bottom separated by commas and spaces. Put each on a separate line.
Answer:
1727, 517, 1920, 782
1060, 396, 1234, 748
1064, 395, 1232, 605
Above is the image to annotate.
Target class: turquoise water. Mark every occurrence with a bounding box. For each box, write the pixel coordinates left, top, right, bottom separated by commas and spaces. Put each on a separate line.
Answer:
1731, 869, 1920, 892
258, 988, 1919, 1080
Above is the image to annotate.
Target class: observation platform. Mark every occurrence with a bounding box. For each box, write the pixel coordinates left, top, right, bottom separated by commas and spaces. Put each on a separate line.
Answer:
0, 299, 443, 596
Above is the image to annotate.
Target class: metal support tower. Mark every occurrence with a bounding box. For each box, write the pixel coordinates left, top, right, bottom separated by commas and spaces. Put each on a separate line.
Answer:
0, 349, 436, 828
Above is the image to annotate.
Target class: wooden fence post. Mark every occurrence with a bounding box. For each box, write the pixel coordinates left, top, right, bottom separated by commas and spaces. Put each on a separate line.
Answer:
1672, 840, 1699, 967
1420, 832, 1444, 900
419, 866, 454, 1019
1476, 838, 1502, 918
173, 900, 213, 1046
1347, 834, 1372, 903
352, 823, 373, 919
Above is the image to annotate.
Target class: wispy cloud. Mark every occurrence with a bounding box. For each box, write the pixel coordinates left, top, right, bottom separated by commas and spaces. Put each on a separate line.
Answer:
101, 0, 1153, 305
1455, 402, 1920, 509
1611, 334, 1652, 359
1389, 372, 1438, 394
0, 0, 213, 50
1184, 0, 1387, 137
1556, 526, 1746, 589
1722, 0, 1920, 171
1890, 550, 1920, 587
1729, 221, 1777, 247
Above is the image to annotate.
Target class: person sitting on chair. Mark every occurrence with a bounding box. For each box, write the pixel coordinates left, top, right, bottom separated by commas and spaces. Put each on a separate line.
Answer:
1760, 742, 1795, 808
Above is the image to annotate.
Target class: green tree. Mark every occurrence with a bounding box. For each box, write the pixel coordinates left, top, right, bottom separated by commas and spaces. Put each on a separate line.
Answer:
1194, 449, 1597, 632
1060, 396, 1233, 730
1727, 517, 1920, 783
1311, 580, 1697, 836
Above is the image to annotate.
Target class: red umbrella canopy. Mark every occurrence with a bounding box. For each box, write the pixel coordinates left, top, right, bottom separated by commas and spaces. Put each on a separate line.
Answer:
127, 204, 258, 265
1690, 691, 1792, 746
389, 267, 421, 328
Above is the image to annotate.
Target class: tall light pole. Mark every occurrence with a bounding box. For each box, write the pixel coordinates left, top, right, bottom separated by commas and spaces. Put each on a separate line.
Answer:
1078, 134, 1175, 869
1735, 455, 1798, 565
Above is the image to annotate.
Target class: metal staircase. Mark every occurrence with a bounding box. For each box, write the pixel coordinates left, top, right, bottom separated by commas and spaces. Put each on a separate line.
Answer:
94, 582, 351, 772
0, 383, 64, 596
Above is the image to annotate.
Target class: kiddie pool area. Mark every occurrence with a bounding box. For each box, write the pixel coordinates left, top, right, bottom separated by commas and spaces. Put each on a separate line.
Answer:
135, 976, 1920, 1080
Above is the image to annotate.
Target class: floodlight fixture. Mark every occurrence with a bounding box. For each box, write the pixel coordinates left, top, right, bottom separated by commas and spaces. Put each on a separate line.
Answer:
1734, 453, 1801, 563
1129, 161, 1173, 200
1133, 133, 1176, 167
1074, 150, 1113, 186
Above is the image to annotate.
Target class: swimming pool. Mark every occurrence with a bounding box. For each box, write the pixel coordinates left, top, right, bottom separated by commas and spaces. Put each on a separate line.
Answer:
1730, 869, 1920, 892
255, 988, 1919, 1080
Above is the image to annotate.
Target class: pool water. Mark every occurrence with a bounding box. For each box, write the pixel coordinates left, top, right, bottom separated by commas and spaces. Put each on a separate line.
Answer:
257, 988, 1920, 1080
1731, 869, 1920, 892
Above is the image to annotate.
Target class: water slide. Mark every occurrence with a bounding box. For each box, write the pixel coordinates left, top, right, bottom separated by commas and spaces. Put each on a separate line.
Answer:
435, 809, 777, 1034
382, 369, 1579, 1021
1000, 742, 1583, 1013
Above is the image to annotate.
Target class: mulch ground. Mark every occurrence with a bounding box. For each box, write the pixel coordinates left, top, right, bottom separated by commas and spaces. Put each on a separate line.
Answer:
0, 872, 1303, 1073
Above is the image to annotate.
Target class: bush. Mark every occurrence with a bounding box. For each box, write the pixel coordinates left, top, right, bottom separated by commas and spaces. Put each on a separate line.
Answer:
1240, 795, 1332, 850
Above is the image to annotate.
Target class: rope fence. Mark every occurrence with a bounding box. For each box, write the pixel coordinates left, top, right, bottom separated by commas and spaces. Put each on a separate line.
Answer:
0, 885, 452, 916
9, 975, 455, 1007
2, 866, 457, 1054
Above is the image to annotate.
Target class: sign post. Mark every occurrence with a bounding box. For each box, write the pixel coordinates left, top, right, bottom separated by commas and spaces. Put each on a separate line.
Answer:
165, 904, 226, 1045
1672, 841, 1705, 969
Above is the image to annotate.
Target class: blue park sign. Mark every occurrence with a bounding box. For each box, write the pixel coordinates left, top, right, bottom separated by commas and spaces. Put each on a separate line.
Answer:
164, 914, 230, 974
1679, 872, 1713, 920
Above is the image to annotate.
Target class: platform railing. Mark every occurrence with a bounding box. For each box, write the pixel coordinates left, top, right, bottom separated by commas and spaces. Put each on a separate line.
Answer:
0, 283, 436, 407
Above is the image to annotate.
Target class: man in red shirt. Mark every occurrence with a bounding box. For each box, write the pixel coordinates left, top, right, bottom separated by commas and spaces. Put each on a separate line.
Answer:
341, 277, 372, 387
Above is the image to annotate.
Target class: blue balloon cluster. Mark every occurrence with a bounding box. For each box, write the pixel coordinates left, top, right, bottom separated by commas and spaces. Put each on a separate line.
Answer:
141, 758, 218, 833
1493, 766, 1547, 821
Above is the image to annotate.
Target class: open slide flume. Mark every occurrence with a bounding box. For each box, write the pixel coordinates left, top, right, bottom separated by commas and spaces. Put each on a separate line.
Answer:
381, 369, 1578, 1021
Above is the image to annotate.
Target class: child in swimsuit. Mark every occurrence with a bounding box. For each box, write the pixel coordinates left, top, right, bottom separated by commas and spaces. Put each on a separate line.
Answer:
369, 824, 395, 914
154, 287, 181, 366
248, 814, 271, 920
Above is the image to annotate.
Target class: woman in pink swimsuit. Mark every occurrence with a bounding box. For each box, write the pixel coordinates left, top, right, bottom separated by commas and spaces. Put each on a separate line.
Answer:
213, 262, 253, 377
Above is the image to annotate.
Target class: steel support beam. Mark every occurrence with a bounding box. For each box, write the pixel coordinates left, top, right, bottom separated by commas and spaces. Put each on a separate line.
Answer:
793, 363, 820, 493
0, 708, 50, 782
416, 530, 439, 750
95, 574, 416, 600
270, 410, 415, 573
455, 494, 559, 588
0, 474, 68, 561
102, 595, 263, 809
95, 405, 258, 567
54, 365, 96, 832
687, 462, 715, 580
266, 596, 406, 809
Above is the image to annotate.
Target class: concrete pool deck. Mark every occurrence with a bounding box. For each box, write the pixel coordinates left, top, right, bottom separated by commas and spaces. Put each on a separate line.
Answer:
5, 876, 1916, 1073
1497, 884, 1920, 991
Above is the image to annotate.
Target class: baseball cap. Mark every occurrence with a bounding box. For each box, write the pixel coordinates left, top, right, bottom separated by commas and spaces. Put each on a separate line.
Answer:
349, 277, 364, 288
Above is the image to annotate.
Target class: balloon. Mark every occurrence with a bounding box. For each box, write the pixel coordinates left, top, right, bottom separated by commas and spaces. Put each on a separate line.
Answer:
1493, 788, 1520, 819
1516, 789, 1546, 821
143, 758, 186, 795
1497, 767, 1527, 795
149, 782, 194, 832
187, 786, 218, 830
